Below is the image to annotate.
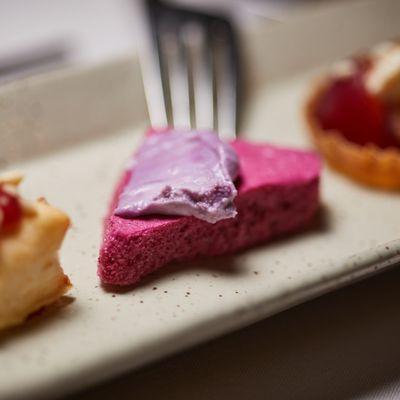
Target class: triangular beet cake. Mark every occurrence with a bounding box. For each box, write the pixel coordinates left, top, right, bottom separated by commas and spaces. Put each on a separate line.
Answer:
98, 140, 321, 286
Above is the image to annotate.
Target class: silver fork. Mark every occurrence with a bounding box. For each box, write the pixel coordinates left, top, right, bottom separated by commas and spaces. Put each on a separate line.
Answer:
138, 0, 241, 140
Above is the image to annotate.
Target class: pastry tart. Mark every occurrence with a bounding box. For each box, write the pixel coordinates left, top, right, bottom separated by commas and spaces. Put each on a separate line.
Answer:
304, 41, 400, 189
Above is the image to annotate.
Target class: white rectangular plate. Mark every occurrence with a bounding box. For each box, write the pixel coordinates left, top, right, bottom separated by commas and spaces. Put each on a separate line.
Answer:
1, 1, 400, 399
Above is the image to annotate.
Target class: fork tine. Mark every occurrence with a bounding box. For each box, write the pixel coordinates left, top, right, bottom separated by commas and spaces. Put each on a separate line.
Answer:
163, 27, 191, 129
138, 0, 169, 128
213, 21, 239, 140
141, 0, 240, 137
184, 23, 215, 131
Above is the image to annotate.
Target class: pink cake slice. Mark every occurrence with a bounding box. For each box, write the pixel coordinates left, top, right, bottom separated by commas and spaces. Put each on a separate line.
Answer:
98, 140, 321, 286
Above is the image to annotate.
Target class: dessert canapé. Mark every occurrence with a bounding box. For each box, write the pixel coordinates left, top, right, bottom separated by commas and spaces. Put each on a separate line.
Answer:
305, 41, 400, 189
98, 129, 321, 286
0, 172, 71, 330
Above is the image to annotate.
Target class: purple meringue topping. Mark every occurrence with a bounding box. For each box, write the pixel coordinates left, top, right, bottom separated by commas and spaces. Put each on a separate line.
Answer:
115, 129, 239, 223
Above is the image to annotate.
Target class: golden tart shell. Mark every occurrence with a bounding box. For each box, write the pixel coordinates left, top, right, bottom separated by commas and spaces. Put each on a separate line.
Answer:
304, 77, 400, 189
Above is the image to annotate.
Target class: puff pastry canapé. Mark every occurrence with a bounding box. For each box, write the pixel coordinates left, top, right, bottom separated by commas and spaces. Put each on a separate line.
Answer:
0, 172, 71, 330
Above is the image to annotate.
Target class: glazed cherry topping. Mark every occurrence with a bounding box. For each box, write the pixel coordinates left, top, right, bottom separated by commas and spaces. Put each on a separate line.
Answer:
0, 185, 22, 229
315, 58, 400, 149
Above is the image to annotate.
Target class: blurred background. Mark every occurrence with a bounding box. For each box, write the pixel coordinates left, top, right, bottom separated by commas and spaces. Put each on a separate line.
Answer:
0, 0, 355, 83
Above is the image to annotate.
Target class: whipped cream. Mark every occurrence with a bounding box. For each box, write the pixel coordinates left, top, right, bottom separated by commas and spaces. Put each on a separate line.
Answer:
330, 59, 358, 79
365, 42, 400, 101
115, 129, 239, 223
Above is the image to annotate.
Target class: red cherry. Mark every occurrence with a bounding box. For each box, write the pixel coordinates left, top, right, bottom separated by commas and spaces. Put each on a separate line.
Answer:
0, 185, 22, 229
315, 57, 400, 149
